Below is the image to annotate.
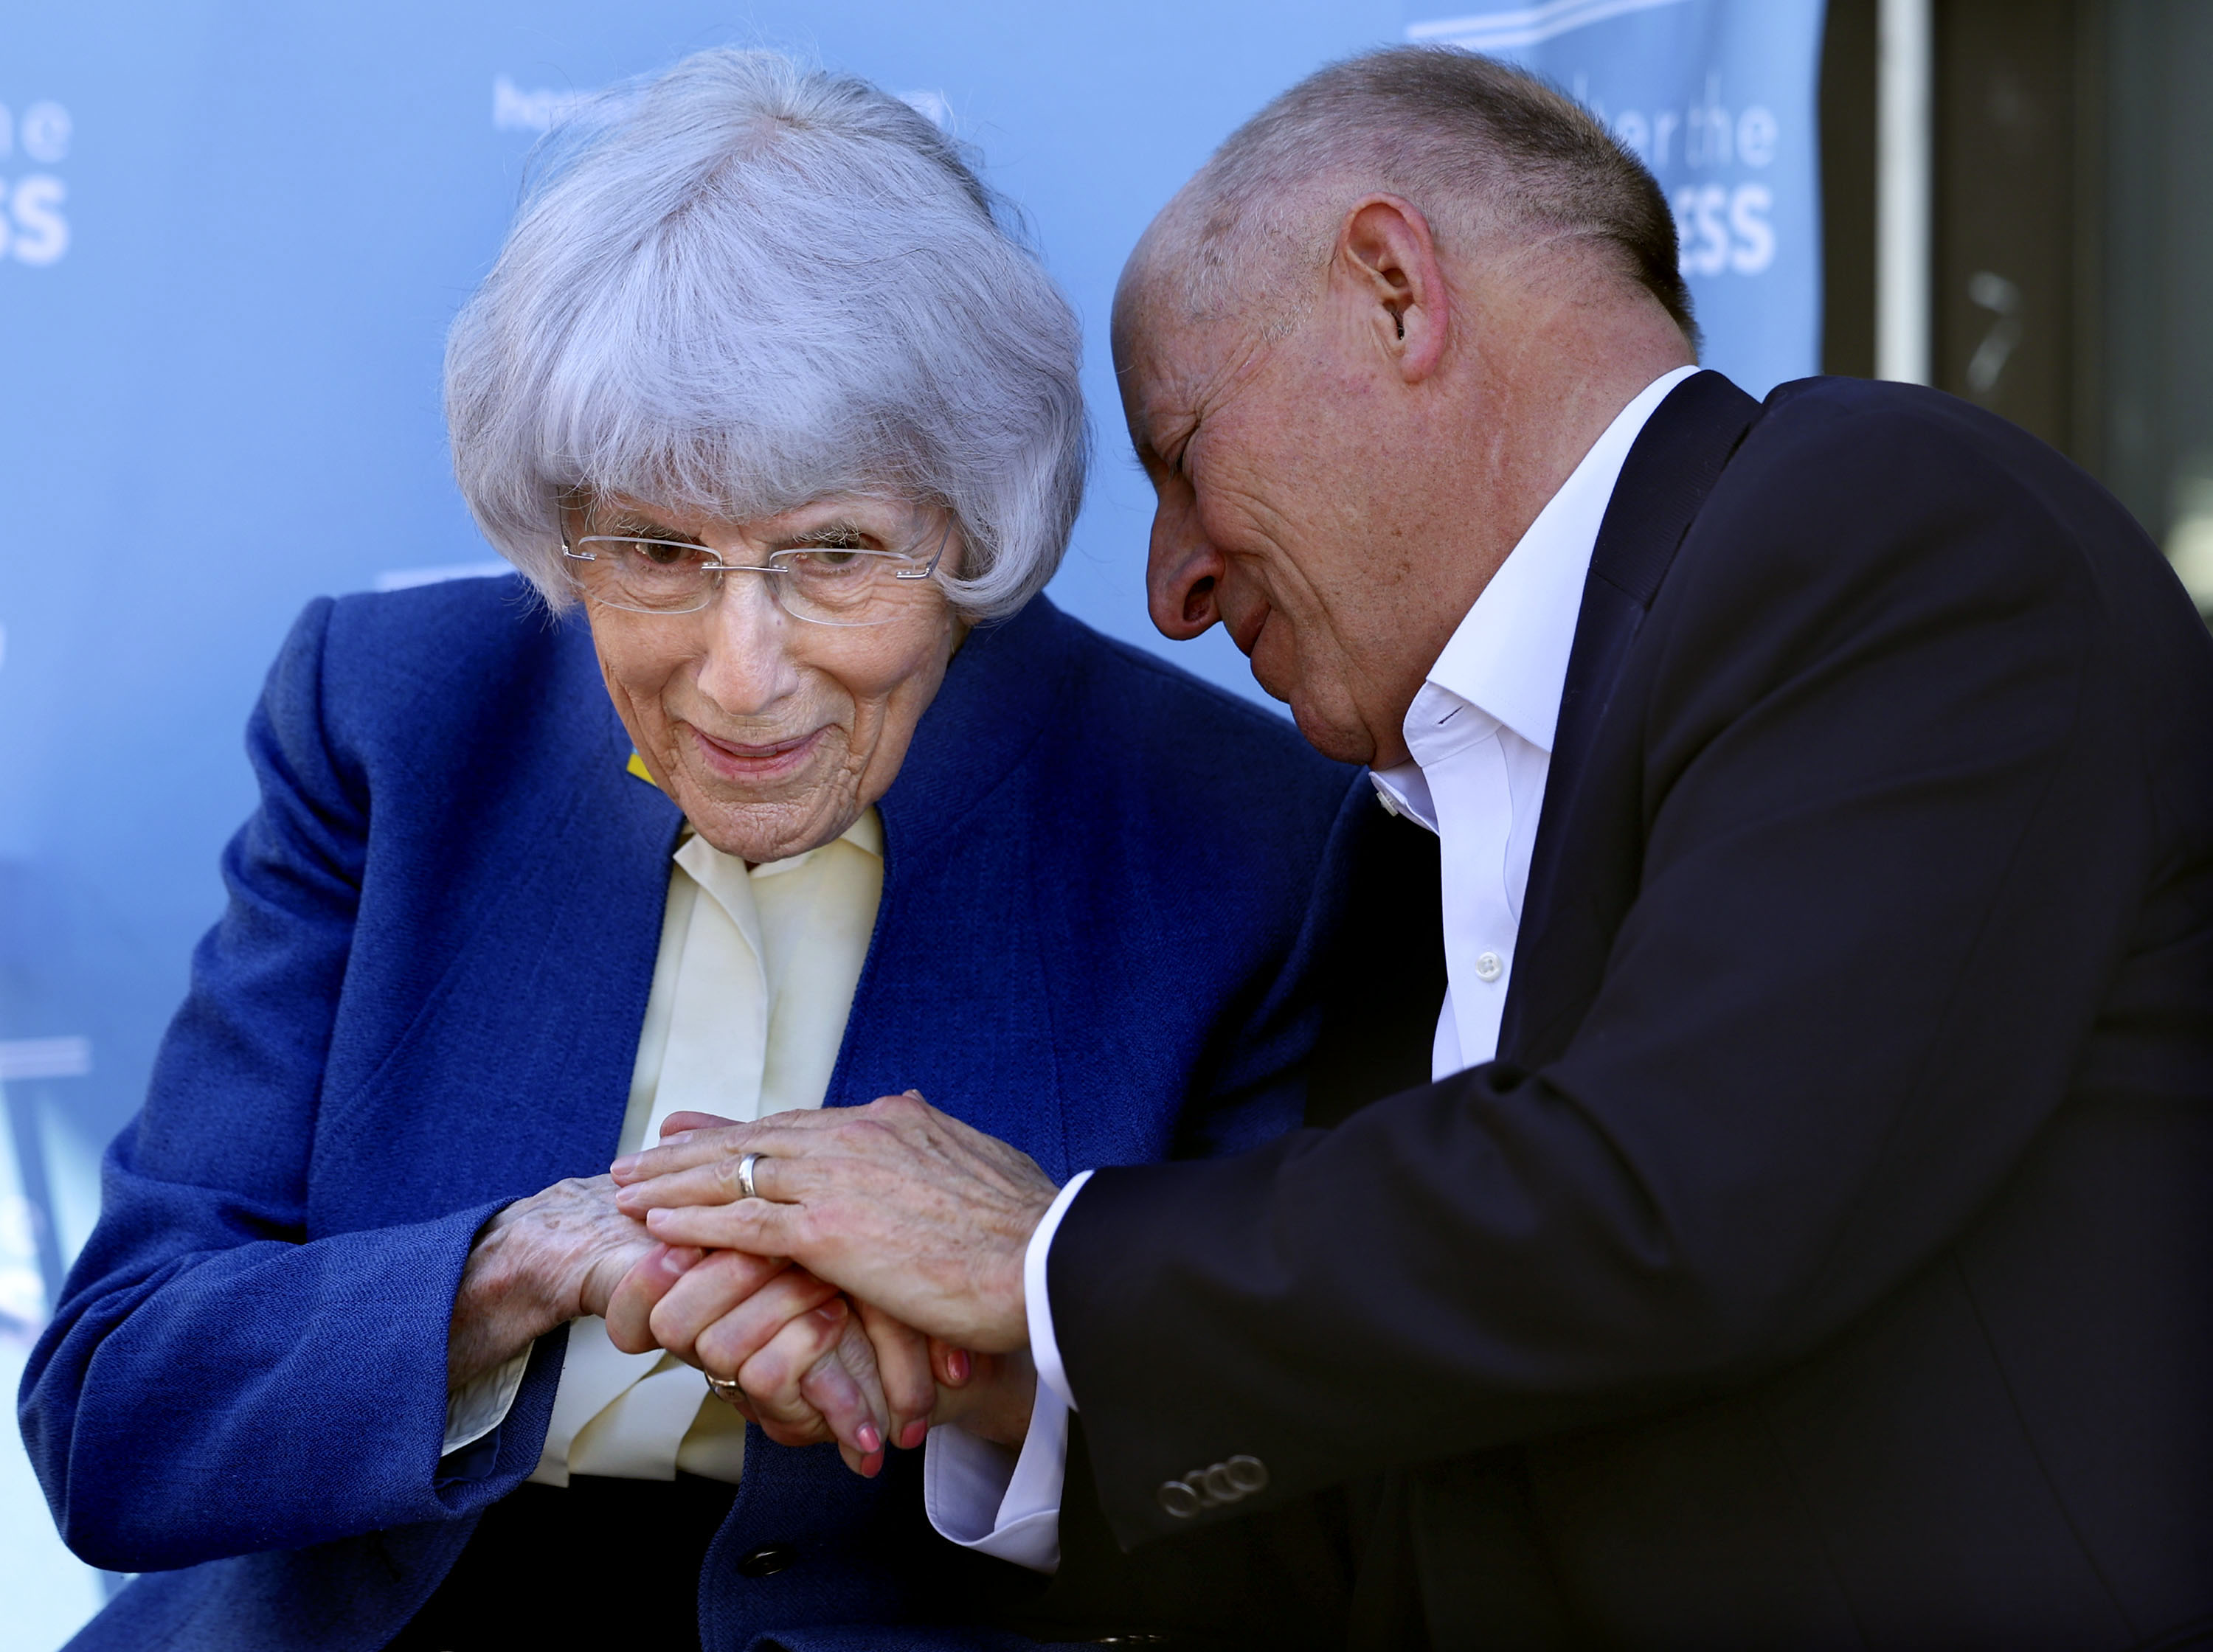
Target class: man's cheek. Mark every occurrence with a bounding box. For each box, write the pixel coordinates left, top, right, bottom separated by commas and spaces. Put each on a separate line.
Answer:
1245, 617, 1302, 704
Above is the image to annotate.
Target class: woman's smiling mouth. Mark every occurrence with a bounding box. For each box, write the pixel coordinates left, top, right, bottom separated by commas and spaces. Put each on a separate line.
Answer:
687, 723, 828, 783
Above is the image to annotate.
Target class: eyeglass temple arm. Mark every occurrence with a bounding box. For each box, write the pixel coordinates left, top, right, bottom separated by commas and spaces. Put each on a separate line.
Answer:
896, 521, 957, 580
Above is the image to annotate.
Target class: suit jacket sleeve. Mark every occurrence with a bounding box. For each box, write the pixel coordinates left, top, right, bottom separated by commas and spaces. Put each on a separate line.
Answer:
1047, 394, 2172, 1547
18, 599, 557, 1572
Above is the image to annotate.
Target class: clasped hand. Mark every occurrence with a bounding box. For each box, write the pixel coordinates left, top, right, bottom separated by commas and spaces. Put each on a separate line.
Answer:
600, 1110, 1035, 1477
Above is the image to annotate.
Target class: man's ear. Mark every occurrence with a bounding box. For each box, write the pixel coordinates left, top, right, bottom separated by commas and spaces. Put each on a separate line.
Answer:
1335, 196, 1450, 384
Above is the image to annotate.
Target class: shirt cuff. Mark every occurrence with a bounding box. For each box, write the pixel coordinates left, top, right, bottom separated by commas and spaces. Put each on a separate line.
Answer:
922, 1379, 1071, 1573
1026, 1169, 1092, 1413
443, 1346, 531, 1456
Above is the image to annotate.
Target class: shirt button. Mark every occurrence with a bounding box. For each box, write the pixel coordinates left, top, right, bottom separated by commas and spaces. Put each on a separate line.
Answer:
1474, 951, 1505, 982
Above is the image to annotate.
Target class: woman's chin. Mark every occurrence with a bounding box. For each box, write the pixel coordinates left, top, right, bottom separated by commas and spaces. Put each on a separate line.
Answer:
678, 777, 859, 864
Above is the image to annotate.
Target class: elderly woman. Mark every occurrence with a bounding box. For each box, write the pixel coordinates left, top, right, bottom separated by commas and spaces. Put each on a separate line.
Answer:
22, 50, 1360, 1652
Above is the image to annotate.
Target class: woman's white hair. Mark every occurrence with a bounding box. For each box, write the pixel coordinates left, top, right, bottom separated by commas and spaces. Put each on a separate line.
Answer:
446, 48, 1089, 620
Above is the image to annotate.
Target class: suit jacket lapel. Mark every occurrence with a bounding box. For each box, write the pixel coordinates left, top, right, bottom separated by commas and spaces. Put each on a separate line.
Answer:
1497, 370, 1762, 1062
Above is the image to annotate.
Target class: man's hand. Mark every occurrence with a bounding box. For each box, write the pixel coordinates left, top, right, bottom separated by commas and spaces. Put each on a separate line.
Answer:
611, 1094, 1056, 1352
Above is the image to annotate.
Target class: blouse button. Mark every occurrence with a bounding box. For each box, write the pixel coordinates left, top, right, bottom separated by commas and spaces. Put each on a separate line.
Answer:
1474, 951, 1505, 982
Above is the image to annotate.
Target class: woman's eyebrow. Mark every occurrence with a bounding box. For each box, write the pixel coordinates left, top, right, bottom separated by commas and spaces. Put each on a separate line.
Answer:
599, 513, 705, 544
780, 520, 870, 546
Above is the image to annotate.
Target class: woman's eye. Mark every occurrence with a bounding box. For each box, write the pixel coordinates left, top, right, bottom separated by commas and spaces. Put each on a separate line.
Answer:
779, 545, 869, 574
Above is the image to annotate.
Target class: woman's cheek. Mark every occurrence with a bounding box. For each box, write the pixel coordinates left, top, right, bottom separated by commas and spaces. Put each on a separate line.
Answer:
833, 636, 949, 768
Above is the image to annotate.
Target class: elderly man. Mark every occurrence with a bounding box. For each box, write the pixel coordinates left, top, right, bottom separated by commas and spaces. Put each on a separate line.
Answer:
617, 47, 2213, 1648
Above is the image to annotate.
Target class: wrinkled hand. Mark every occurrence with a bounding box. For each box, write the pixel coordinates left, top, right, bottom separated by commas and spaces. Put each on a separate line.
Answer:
449, 1173, 656, 1387
603, 1112, 980, 1474
609, 1239, 1039, 1474
603, 1239, 899, 1474
612, 1095, 1057, 1352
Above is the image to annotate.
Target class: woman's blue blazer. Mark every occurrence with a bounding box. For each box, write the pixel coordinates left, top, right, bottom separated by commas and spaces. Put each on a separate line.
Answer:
19, 577, 1362, 1652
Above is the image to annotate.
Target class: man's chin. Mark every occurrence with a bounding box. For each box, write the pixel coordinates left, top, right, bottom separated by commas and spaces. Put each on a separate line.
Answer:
1284, 698, 1379, 768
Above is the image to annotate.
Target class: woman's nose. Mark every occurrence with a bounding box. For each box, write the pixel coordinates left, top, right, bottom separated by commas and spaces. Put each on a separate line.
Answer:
693, 576, 803, 714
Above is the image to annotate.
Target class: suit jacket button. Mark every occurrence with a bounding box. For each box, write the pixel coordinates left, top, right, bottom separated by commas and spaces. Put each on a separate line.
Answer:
738, 1543, 797, 1578
1157, 1478, 1202, 1519
1225, 1454, 1269, 1493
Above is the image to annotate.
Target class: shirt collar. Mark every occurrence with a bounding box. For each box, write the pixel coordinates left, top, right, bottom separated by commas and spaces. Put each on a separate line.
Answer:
1427, 364, 1698, 754
1373, 364, 1697, 825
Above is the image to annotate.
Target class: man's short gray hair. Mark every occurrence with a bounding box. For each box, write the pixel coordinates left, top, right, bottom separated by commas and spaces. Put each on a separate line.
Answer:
446, 48, 1088, 620
1166, 46, 1697, 349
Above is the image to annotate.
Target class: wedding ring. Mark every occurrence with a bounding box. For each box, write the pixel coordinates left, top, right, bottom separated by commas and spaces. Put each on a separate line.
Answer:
736, 1150, 764, 1201
705, 1374, 744, 1403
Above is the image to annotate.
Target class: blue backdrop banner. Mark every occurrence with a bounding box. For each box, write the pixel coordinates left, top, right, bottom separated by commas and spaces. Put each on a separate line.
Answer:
1407, 0, 1827, 398
0, 7, 1821, 1628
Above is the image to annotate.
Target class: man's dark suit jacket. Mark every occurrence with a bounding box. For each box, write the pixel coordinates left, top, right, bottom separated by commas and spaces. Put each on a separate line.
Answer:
1046, 373, 2213, 1650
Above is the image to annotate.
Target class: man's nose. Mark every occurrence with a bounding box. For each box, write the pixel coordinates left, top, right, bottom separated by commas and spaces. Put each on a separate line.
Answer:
694, 576, 803, 714
1146, 510, 1225, 642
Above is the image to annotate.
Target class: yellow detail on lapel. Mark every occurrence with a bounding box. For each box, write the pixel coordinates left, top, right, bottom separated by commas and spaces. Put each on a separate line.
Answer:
626, 750, 659, 788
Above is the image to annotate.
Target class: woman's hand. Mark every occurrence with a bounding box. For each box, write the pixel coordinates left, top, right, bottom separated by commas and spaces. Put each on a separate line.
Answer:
611, 1096, 1056, 1352
600, 1110, 1037, 1474
447, 1173, 657, 1387
607, 1240, 1038, 1474
604, 1239, 915, 1474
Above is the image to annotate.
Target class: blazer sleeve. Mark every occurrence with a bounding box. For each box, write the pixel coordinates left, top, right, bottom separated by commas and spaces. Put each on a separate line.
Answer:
1046, 399, 2169, 1547
17, 599, 555, 1572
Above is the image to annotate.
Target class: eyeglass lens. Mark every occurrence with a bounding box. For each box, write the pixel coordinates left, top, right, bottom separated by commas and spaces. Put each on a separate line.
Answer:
569, 537, 941, 626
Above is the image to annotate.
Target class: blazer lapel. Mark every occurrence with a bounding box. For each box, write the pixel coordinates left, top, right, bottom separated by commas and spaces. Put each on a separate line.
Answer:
314, 619, 686, 1224
1497, 370, 1762, 1062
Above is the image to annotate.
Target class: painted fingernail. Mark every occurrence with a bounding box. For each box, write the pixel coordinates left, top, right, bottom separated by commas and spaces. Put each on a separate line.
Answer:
815, 1301, 848, 1326
946, 1348, 972, 1384
862, 1448, 885, 1478
610, 1154, 639, 1178
856, 1422, 882, 1454
900, 1420, 929, 1450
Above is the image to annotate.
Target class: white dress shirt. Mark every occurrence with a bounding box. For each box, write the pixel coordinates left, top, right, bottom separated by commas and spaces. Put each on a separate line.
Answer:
1022, 367, 1701, 1482
442, 779, 1062, 1565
